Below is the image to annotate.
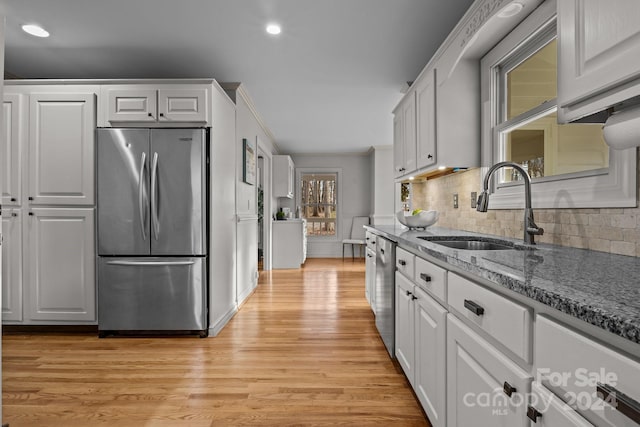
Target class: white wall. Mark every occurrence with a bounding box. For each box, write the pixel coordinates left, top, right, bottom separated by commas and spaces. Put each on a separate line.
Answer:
227, 84, 277, 302
370, 146, 395, 225
285, 153, 372, 258
208, 82, 238, 336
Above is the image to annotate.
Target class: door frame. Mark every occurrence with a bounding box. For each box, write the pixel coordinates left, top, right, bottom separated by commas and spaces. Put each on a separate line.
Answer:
257, 139, 272, 271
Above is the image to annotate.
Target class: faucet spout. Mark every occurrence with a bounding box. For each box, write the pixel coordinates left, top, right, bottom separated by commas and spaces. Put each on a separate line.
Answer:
477, 161, 543, 245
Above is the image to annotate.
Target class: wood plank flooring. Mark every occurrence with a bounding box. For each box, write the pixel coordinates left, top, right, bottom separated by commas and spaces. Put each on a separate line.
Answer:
2, 258, 429, 427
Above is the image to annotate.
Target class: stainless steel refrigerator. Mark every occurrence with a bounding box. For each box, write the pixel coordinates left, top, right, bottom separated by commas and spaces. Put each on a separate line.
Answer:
97, 128, 208, 337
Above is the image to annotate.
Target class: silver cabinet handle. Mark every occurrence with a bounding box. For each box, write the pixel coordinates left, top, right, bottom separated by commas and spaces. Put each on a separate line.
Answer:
150, 152, 159, 240
138, 152, 147, 241
106, 260, 195, 266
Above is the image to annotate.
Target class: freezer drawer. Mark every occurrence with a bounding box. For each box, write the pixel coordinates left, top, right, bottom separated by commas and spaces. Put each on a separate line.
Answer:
98, 257, 207, 333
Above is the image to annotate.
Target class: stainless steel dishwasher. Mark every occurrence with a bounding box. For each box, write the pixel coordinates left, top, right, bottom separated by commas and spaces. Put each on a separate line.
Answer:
375, 235, 396, 357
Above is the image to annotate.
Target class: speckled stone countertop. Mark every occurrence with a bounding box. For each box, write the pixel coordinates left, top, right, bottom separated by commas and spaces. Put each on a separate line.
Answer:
365, 225, 640, 345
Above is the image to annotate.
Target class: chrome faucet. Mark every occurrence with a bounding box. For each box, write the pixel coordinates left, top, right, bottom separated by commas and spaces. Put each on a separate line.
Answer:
476, 161, 544, 245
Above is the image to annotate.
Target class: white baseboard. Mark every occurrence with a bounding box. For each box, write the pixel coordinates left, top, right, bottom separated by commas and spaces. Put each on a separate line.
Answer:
208, 305, 238, 337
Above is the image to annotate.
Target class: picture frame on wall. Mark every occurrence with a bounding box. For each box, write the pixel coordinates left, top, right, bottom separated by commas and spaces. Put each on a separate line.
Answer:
243, 138, 256, 185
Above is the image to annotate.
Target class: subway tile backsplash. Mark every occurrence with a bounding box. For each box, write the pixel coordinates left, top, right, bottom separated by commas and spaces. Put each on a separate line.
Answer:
411, 150, 640, 257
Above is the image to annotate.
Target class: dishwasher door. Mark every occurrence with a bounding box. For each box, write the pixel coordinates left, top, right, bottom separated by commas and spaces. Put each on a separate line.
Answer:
375, 235, 396, 358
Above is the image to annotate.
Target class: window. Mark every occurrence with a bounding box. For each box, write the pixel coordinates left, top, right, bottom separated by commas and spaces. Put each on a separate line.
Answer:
300, 172, 337, 236
480, 1, 635, 209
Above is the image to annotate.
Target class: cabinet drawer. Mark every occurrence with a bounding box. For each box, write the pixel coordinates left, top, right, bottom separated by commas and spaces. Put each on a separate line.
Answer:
414, 256, 447, 303
535, 316, 640, 427
448, 272, 532, 362
396, 247, 415, 279
365, 231, 376, 250
528, 382, 594, 427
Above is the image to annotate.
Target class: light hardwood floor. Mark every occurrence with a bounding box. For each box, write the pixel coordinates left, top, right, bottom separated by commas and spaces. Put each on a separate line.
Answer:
2, 258, 429, 427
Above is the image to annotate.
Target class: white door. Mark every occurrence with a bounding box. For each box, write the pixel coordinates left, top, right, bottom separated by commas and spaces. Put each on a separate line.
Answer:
558, 0, 640, 107
447, 314, 531, 427
2, 93, 23, 206
107, 88, 157, 122
416, 70, 436, 169
158, 88, 208, 122
24, 208, 95, 322
1, 209, 22, 322
395, 272, 415, 384
28, 92, 95, 205
414, 287, 447, 427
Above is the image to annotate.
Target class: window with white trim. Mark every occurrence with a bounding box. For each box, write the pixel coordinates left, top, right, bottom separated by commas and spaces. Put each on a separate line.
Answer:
481, 0, 636, 209
300, 173, 337, 236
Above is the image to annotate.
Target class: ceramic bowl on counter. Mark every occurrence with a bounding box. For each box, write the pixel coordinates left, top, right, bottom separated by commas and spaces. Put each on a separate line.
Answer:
396, 210, 439, 229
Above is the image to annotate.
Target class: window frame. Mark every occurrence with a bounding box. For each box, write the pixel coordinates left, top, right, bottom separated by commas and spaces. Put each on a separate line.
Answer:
296, 168, 343, 241
480, 0, 636, 209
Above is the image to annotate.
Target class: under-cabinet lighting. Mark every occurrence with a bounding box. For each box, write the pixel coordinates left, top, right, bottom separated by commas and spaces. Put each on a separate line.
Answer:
409, 176, 415, 181
497, 2, 524, 18
22, 24, 50, 38
438, 166, 447, 171
266, 23, 281, 35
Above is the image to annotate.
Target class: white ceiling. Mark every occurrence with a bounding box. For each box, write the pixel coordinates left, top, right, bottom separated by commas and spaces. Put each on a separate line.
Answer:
0, 0, 475, 154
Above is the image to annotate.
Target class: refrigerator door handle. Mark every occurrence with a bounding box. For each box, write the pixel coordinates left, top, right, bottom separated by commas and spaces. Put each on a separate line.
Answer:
150, 152, 160, 240
106, 260, 196, 266
138, 152, 147, 241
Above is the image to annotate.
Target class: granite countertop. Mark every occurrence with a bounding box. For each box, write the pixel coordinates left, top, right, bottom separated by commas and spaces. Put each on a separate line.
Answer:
365, 225, 640, 345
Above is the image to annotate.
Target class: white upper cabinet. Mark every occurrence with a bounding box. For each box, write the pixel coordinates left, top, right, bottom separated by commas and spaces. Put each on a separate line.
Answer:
273, 155, 294, 198
393, 92, 417, 178
102, 84, 210, 126
415, 69, 436, 170
2, 93, 24, 206
107, 88, 157, 122
558, 0, 640, 121
28, 92, 96, 206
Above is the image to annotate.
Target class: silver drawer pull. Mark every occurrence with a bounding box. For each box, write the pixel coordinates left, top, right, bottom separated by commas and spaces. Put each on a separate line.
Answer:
597, 382, 640, 424
107, 260, 195, 266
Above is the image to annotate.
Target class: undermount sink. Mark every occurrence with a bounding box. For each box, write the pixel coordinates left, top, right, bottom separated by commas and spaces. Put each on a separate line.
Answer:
417, 236, 515, 251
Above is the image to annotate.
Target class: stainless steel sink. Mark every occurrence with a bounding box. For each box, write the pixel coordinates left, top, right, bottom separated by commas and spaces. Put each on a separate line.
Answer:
417, 236, 515, 251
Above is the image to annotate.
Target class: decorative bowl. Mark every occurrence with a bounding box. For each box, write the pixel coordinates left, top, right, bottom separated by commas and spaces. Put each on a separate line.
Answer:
396, 210, 439, 229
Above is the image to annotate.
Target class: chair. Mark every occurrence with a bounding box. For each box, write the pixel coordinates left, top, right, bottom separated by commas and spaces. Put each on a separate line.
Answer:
342, 216, 369, 259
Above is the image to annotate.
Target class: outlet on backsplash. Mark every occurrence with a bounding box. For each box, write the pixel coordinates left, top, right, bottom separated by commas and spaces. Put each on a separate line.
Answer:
453, 193, 458, 209
471, 192, 477, 209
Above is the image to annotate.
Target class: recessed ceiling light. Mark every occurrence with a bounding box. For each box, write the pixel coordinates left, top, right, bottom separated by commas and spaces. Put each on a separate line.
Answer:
497, 2, 524, 18
266, 23, 281, 35
22, 24, 50, 38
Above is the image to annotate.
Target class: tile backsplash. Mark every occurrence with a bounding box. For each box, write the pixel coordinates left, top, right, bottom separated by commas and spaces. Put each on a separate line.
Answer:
411, 149, 640, 257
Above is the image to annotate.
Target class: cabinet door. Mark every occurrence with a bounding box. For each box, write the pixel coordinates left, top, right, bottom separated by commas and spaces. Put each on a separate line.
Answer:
558, 0, 640, 108
416, 70, 436, 170
402, 93, 417, 174
24, 208, 95, 322
447, 314, 531, 427
395, 272, 415, 384
28, 93, 95, 205
158, 88, 208, 123
414, 287, 447, 427
287, 157, 294, 198
393, 113, 404, 177
2, 94, 24, 206
2, 209, 23, 322
107, 88, 157, 122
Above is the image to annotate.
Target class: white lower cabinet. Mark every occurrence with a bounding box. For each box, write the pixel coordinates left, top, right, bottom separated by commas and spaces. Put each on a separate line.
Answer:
527, 382, 594, 426
272, 220, 306, 269
395, 270, 447, 427
365, 247, 376, 312
413, 285, 447, 427
1, 209, 23, 321
24, 208, 95, 322
447, 314, 532, 427
395, 272, 415, 382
